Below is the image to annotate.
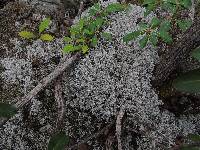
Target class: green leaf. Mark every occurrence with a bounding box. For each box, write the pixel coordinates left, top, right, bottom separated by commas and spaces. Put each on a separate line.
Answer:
48, 131, 69, 150
177, 19, 192, 32
138, 22, 149, 31
39, 18, 51, 33
82, 45, 89, 54
89, 3, 101, 16
40, 34, 54, 41
159, 30, 173, 44
123, 31, 141, 43
187, 134, 200, 142
73, 45, 82, 51
150, 17, 161, 28
76, 38, 85, 43
167, 0, 177, 5
143, 0, 156, 5
180, 0, 192, 9
0, 103, 17, 118
63, 37, 72, 43
105, 3, 126, 13
160, 20, 171, 32
88, 22, 98, 33
63, 44, 74, 53
94, 17, 104, 29
162, 2, 177, 14
102, 32, 112, 41
144, 4, 156, 15
173, 69, 200, 93
150, 31, 158, 46
19, 31, 35, 39
180, 145, 200, 150
83, 29, 93, 35
91, 36, 98, 47
139, 36, 148, 48
70, 25, 81, 36
191, 47, 200, 61
77, 19, 85, 31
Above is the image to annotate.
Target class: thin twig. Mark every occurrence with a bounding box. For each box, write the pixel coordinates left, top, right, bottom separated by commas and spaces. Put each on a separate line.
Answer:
116, 108, 125, 150
77, 1, 84, 18
54, 78, 65, 131
14, 53, 81, 110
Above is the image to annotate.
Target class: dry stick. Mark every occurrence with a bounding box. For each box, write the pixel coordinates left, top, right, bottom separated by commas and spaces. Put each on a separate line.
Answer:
14, 53, 81, 110
67, 121, 115, 150
116, 108, 125, 150
54, 78, 65, 131
77, 1, 84, 18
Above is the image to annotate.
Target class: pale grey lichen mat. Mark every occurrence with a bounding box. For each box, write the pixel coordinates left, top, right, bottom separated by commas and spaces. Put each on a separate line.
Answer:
65, 2, 200, 149
0, 1, 200, 149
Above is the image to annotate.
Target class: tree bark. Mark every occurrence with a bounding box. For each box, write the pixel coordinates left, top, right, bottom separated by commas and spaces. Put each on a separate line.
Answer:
153, 12, 200, 87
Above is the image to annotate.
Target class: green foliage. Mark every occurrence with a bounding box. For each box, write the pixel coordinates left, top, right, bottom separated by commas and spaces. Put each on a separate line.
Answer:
0, 103, 17, 118
63, 2, 128, 54
89, 3, 101, 16
150, 17, 161, 28
139, 35, 148, 48
180, 0, 192, 9
149, 31, 158, 46
91, 36, 98, 47
177, 19, 192, 32
19, 17, 54, 42
191, 47, 200, 61
173, 47, 200, 94
82, 45, 89, 54
40, 34, 54, 41
104, 3, 127, 13
180, 134, 200, 150
63, 37, 72, 43
123, 31, 141, 43
142, 0, 157, 14
19, 31, 35, 39
123, 17, 161, 47
173, 69, 200, 93
162, 1, 177, 14
180, 146, 200, 150
63, 44, 75, 53
187, 134, 200, 142
124, 0, 192, 48
39, 18, 51, 33
102, 32, 112, 41
159, 30, 173, 44
48, 131, 69, 150
160, 20, 171, 32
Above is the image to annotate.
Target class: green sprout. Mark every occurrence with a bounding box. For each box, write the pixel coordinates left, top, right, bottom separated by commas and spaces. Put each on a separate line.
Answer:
19, 17, 54, 42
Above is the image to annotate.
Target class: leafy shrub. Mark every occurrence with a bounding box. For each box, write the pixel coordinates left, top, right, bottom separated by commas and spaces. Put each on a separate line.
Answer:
123, 0, 193, 48
63, 3, 128, 54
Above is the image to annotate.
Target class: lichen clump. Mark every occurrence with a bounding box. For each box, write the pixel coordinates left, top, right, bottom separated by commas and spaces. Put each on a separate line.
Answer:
65, 2, 200, 149
0, 1, 200, 149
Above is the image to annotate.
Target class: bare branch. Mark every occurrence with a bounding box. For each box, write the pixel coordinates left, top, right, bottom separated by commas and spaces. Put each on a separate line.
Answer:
116, 108, 125, 150
14, 53, 81, 110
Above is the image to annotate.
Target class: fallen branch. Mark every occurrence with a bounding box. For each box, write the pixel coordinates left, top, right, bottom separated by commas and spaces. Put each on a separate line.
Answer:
14, 53, 81, 110
116, 108, 125, 150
